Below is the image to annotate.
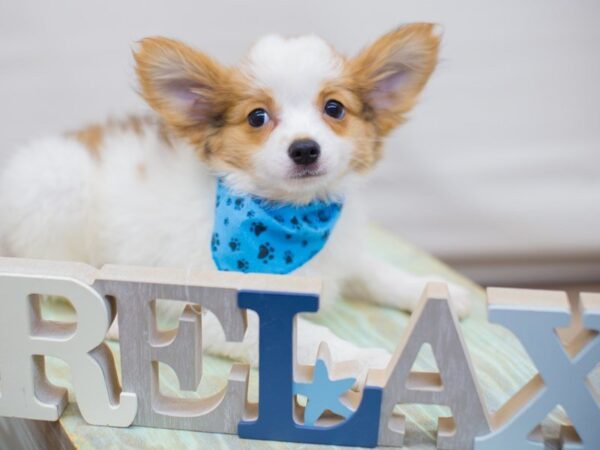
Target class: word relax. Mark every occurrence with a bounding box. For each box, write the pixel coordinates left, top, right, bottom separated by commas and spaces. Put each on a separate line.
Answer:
0, 257, 598, 449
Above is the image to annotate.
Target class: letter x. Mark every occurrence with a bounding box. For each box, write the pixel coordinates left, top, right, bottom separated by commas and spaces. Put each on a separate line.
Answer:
476, 289, 600, 450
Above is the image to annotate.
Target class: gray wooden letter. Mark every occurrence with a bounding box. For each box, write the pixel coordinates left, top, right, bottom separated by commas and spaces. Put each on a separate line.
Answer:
371, 283, 490, 449
94, 265, 249, 434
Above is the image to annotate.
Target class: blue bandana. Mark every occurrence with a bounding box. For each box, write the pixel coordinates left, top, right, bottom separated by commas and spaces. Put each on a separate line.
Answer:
211, 180, 343, 274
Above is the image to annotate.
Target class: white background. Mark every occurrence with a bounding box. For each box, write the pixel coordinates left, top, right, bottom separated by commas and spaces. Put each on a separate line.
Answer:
1, 0, 599, 284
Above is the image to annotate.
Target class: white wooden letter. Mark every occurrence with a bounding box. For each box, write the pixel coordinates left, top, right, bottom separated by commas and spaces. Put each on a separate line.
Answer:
0, 274, 137, 426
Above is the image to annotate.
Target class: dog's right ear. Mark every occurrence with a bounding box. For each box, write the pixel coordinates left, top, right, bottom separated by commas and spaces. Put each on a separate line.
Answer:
134, 37, 230, 131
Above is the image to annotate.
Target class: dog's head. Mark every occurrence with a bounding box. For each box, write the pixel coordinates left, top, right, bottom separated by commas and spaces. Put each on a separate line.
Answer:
135, 24, 440, 203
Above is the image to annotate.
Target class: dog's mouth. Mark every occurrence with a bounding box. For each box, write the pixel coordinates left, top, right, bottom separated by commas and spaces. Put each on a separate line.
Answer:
289, 166, 327, 179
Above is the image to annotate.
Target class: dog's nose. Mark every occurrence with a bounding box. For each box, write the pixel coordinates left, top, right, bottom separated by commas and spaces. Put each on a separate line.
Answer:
288, 139, 320, 166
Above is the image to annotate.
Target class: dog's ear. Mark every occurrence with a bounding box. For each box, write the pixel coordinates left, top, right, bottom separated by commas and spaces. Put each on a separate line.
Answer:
134, 37, 231, 131
349, 24, 441, 135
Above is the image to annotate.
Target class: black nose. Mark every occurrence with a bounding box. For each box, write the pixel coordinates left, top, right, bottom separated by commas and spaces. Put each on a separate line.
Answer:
288, 139, 320, 166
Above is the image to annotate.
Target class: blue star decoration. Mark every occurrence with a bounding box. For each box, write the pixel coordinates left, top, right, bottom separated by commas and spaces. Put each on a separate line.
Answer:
293, 359, 356, 426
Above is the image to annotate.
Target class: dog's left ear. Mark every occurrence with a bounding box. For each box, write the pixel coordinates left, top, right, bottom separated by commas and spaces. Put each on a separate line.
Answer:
349, 23, 441, 135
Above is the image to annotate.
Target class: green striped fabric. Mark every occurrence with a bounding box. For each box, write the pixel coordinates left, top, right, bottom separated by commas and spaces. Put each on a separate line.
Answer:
41, 227, 597, 449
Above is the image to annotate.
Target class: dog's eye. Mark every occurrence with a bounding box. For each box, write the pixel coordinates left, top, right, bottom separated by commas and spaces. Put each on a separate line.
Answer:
324, 99, 345, 119
248, 108, 270, 128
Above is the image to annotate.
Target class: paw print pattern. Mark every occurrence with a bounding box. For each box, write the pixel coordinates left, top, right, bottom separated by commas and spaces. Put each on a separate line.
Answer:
250, 221, 267, 236
317, 209, 332, 223
211, 233, 221, 252
229, 237, 241, 251
290, 216, 301, 230
234, 197, 245, 210
237, 259, 249, 272
258, 242, 275, 263
284, 250, 294, 265
214, 179, 343, 274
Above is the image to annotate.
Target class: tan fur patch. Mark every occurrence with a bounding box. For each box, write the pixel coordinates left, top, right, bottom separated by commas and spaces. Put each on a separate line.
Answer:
135, 37, 275, 171
67, 123, 104, 158
202, 89, 276, 170
318, 23, 440, 172
317, 84, 382, 171
66, 114, 172, 159
346, 23, 440, 136
136, 163, 147, 180
107, 114, 147, 135
180, 81, 276, 171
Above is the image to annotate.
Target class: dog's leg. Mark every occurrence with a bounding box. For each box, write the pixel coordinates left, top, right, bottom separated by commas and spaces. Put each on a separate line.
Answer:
295, 316, 390, 370
202, 309, 390, 373
343, 255, 472, 318
106, 298, 390, 377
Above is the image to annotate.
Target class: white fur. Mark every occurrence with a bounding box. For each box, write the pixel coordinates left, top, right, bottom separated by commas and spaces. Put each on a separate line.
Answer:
0, 35, 470, 374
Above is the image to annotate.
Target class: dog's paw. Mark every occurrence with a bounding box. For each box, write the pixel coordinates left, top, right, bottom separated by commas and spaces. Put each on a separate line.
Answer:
350, 347, 391, 390
304, 340, 390, 389
446, 282, 472, 319
353, 346, 391, 369
419, 277, 472, 319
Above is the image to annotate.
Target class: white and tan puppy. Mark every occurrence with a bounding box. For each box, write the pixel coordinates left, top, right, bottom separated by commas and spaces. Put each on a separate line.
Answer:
0, 24, 470, 371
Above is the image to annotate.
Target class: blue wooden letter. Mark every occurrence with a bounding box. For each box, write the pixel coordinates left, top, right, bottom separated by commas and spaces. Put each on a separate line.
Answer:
476, 289, 600, 450
237, 290, 382, 448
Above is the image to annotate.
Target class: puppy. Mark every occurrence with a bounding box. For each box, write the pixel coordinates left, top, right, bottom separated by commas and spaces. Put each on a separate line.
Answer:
0, 24, 470, 371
